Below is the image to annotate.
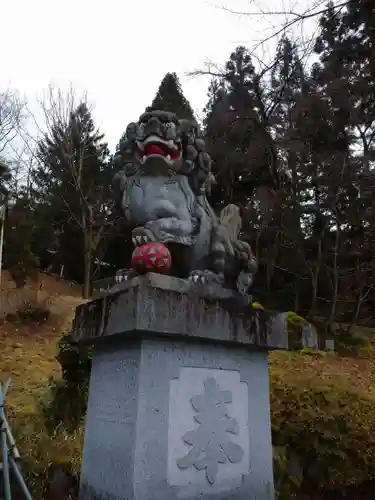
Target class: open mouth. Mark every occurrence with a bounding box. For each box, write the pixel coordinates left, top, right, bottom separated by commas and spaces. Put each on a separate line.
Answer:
137, 135, 181, 162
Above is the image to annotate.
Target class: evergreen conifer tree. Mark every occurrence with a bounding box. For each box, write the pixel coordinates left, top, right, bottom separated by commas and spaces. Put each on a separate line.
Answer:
34, 102, 112, 296
146, 72, 195, 120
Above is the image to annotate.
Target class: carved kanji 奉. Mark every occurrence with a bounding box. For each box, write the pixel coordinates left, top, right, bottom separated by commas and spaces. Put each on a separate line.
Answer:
177, 377, 244, 484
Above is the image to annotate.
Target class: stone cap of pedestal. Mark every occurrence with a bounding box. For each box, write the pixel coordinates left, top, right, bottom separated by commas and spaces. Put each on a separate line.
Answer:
72, 273, 288, 350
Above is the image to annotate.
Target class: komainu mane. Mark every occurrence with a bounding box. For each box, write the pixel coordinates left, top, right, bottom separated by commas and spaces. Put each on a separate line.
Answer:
113, 110, 257, 293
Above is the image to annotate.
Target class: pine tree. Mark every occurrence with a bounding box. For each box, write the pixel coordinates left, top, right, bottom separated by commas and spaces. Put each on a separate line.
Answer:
146, 72, 195, 120
0, 157, 11, 197
310, 1, 375, 325
204, 46, 266, 208
265, 37, 310, 310
34, 101, 113, 297
3, 193, 40, 287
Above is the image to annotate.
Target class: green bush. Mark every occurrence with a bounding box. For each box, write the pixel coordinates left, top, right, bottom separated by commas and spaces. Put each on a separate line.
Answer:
6, 299, 51, 324
41, 334, 92, 433
270, 354, 375, 496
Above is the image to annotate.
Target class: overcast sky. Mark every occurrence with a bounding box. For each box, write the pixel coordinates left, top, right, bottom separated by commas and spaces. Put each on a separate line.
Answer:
2, 0, 319, 151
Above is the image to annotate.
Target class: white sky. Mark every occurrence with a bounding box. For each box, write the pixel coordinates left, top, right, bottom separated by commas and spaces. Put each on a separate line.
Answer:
2, 0, 320, 151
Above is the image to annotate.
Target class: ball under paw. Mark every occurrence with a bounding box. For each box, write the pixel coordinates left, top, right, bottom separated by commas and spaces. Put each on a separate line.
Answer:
131, 242, 172, 274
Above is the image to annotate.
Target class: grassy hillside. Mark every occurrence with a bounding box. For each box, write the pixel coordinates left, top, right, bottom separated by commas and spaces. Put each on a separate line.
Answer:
0, 273, 84, 496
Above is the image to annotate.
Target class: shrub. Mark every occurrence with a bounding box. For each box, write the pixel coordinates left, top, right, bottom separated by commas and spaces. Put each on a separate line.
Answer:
6, 299, 51, 324
41, 334, 92, 433
11, 415, 83, 499
270, 352, 375, 497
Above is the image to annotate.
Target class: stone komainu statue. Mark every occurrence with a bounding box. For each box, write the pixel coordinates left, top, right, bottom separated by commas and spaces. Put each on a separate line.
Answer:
113, 110, 257, 293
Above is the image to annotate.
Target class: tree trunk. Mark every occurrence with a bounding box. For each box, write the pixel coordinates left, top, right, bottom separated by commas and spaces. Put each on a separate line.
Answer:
309, 238, 322, 318
328, 223, 341, 335
82, 213, 93, 300
293, 283, 300, 312
83, 241, 92, 299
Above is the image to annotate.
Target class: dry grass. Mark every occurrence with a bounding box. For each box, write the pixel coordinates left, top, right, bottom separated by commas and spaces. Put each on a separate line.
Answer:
269, 350, 375, 397
0, 325, 59, 414
0, 325, 83, 495
0, 275, 85, 495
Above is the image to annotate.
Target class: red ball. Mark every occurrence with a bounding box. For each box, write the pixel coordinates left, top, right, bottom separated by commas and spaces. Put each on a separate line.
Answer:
131, 242, 172, 274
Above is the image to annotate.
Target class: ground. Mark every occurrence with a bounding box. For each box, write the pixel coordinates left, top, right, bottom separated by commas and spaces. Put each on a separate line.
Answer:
0, 272, 84, 495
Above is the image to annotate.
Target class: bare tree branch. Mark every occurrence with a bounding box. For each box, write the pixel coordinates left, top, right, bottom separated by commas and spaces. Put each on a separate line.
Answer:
0, 88, 26, 155
210, 0, 352, 64
36, 85, 111, 298
219, 0, 350, 24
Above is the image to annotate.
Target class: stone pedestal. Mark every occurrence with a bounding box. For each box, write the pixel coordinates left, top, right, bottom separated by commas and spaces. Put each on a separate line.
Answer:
73, 273, 288, 500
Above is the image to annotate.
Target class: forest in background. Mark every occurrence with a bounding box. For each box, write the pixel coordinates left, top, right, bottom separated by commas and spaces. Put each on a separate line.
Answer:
0, 1, 374, 336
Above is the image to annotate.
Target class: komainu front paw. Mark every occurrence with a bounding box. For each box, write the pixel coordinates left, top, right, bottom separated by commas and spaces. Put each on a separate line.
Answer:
132, 226, 158, 246
189, 270, 224, 285
115, 268, 138, 283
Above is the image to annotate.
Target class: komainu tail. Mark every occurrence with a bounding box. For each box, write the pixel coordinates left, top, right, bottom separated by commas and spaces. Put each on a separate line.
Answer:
218, 204, 242, 242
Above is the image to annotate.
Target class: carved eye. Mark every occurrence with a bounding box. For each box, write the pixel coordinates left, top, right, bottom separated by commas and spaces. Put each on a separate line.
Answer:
187, 132, 195, 145
164, 122, 176, 140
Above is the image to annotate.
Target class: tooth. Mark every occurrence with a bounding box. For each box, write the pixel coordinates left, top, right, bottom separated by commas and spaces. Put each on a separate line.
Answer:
132, 238, 137, 246
142, 236, 148, 243
193, 275, 198, 284
166, 154, 171, 161
136, 236, 142, 245
118, 275, 123, 283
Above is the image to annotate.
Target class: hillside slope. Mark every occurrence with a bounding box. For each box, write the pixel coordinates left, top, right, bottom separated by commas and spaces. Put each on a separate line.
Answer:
0, 272, 84, 495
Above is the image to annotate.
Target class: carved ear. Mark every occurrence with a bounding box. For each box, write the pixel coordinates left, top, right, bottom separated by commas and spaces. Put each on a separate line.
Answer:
178, 118, 200, 138
113, 170, 127, 197
125, 122, 138, 141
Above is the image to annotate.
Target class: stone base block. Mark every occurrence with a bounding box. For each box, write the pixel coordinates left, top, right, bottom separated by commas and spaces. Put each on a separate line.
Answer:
79, 336, 274, 500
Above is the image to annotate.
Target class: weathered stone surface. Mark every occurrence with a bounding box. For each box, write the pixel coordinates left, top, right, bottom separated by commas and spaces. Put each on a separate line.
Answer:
301, 323, 319, 349
73, 273, 288, 350
79, 338, 275, 500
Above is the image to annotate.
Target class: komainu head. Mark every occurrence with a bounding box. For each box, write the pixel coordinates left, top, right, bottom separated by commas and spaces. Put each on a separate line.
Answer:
114, 110, 209, 176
